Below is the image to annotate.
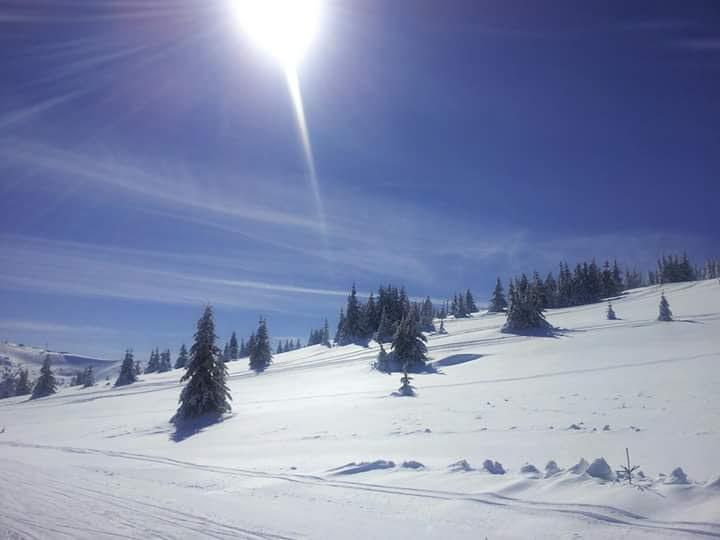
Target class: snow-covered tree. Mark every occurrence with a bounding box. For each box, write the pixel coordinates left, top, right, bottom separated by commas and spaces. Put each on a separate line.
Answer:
465, 289, 478, 313
321, 318, 331, 347
159, 349, 172, 372
502, 276, 552, 334
146, 348, 160, 373
606, 302, 617, 320
276, 341, 284, 354
488, 277, 507, 312
174, 344, 189, 369
228, 332, 239, 360
391, 312, 428, 371
398, 363, 416, 397
83, 366, 95, 388
134, 360, 142, 376
249, 317, 272, 373
173, 305, 231, 423
419, 296, 436, 332
31, 355, 58, 399
375, 307, 394, 343
115, 349, 138, 387
438, 318, 447, 334
658, 292, 673, 321
374, 342, 390, 373
15, 368, 32, 395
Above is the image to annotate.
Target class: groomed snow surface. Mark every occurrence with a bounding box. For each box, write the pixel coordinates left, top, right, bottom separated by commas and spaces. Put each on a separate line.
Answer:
1, 280, 719, 539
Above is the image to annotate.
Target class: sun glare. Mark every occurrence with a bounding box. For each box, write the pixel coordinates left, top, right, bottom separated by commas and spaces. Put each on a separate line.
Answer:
232, 0, 323, 69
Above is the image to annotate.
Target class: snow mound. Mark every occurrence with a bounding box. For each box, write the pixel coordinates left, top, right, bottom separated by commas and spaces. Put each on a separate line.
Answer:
586, 458, 615, 481
401, 460, 425, 470
545, 460, 562, 478
705, 476, 720, 489
330, 460, 396, 475
520, 463, 541, 478
448, 459, 474, 472
569, 458, 589, 475
664, 467, 690, 485
483, 459, 506, 475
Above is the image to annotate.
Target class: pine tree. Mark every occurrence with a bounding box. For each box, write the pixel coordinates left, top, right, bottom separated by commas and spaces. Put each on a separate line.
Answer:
376, 307, 394, 343
606, 302, 617, 320
488, 277, 507, 312
159, 350, 172, 372
146, 348, 160, 373
15, 368, 32, 395
173, 306, 231, 423
390, 312, 428, 371
229, 332, 239, 360
658, 292, 673, 321
175, 344, 189, 369
134, 360, 142, 376
249, 317, 273, 373
115, 349, 138, 387
419, 296, 436, 332
341, 283, 364, 345
465, 289, 478, 313
335, 309, 346, 345
276, 341, 284, 354
502, 277, 552, 334
375, 342, 390, 373
31, 355, 58, 399
222, 342, 230, 362
321, 318, 331, 347
438, 318, 447, 334
83, 366, 95, 387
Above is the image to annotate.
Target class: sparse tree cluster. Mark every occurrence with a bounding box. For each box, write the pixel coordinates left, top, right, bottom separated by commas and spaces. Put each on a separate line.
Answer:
502, 274, 552, 333
374, 309, 429, 373
307, 319, 331, 347
0, 366, 32, 398
446, 289, 477, 318
276, 338, 302, 354
649, 253, 695, 284
70, 366, 95, 387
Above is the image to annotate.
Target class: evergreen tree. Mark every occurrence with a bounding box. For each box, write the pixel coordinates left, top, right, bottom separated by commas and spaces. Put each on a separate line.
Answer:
175, 344, 189, 369
83, 366, 95, 388
398, 362, 416, 397
276, 341, 284, 354
115, 349, 138, 387
374, 342, 390, 373
502, 277, 552, 334
335, 309, 346, 345
146, 348, 160, 373
173, 305, 231, 422
159, 350, 172, 372
15, 368, 32, 395
340, 283, 364, 345
465, 289, 478, 313
390, 312, 428, 371
134, 360, 142, 376
229, 332, 239, 360
376, 307, 394, 343
488, 277, 508, 312
249, 317, 273, 373
321, 318, 331, 347
239, 338, 246, 357
419, 296, 436, 332
222, 342, 230, 362
31, 355, 58, 399
606, 302, 617, 320
658, 292, 673, 321
438, 318, 447, 334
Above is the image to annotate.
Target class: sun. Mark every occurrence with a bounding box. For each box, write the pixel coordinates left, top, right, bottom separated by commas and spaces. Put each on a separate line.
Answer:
232, 0, 323, 69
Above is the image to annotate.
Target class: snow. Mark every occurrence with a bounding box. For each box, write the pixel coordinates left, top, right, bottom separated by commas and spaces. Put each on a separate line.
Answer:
1, 279, 719, 538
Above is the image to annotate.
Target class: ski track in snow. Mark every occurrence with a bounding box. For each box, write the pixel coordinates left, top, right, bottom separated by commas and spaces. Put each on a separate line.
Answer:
1, 440, 719, 538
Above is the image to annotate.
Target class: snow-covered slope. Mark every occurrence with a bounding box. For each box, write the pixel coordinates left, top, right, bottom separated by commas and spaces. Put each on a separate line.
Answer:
1, 280, 719, 539
0, 342, 119, 382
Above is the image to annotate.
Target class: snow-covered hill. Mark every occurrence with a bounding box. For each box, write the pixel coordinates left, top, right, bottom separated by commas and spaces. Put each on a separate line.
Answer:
0, 342, 119, 383
1, 280, 719, 539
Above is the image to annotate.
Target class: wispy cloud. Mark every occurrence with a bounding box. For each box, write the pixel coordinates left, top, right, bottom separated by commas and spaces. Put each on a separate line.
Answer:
0, 320, 118, 335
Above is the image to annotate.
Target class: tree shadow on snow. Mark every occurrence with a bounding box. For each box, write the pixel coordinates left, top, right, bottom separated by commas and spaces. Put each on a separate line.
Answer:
501, 326, 564, 338
169, 413, 230, 442
431, 353, 485, 369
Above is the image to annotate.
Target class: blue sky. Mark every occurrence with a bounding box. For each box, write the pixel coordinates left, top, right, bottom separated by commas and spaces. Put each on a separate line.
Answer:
1, 1, 718, 360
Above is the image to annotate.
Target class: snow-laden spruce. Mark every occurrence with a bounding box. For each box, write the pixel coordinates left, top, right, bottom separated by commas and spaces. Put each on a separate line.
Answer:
658, 292, 673, 321
31, 355, 57, 399
174, 344, 189, 369
502, 274, 553, 334
173, 305, 231, 423
249, 317, 273, 373
115, 349, 138, 387
488, 277, 508, 313
606, 302, 617, 320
